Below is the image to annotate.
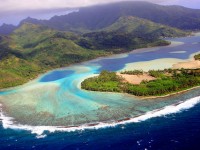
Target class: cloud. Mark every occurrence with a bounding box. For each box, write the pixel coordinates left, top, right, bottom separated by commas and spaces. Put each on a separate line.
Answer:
0, 0, 168, 12
0, 0, 199, 25
0, 8, 77, 25
0, 0, 199, 12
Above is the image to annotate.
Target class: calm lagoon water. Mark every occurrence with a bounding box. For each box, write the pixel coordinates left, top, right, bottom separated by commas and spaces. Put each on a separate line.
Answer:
0, 34, 200, 149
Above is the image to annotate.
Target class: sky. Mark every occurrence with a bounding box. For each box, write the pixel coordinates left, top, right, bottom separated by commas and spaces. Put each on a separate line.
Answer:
0, 9, 77, 26
0, 0, 200, 25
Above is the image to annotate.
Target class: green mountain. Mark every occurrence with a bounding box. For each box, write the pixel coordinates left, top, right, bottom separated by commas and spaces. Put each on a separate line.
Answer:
0, 55, 42, 88
102, 16, 186, 36
9, 23, 108, 67
78, 16, 187, 51
0, 34, 43, 88
0, 23, 110, 88
20, 1, 200, 32
0, 15, 189, 89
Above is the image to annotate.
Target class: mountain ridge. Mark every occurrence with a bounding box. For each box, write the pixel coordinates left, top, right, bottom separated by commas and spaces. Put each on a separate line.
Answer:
0, 24, 17, 35
78, 16, 187, 51
18, 1, 200, 33
1, 1, 200, 35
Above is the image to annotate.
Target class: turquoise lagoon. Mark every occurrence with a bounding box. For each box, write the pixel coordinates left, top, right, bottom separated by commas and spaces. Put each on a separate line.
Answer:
0, 34, 200, 135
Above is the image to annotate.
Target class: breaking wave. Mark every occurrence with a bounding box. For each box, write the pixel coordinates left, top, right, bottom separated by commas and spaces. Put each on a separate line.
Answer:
1, 96, 200, 138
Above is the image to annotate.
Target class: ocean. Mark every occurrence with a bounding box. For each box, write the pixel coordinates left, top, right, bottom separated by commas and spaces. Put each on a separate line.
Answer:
0, 34, 200, 149
1, 101, 200, 149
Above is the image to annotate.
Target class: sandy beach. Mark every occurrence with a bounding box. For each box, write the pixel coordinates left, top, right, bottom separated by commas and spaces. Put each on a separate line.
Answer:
117, 56, 200, 86
172, 60, 200, 69
117, 73, 156, 85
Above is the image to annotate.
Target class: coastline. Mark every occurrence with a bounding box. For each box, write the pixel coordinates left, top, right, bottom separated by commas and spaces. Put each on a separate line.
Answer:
1, 94, 200, 138
172, 59, 200, 69
0, 34, 199, 96
0, 32, 197, 134
80, 81, 200, 100
0, 42, 171, 91
81, 60, 200, 99
139, 86, 200, 100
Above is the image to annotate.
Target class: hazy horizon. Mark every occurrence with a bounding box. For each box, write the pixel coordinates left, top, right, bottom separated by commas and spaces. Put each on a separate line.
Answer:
1, 0, 200, 26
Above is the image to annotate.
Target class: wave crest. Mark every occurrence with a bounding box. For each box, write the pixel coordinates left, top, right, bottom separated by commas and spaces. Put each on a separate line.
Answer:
1, 96, 200, 138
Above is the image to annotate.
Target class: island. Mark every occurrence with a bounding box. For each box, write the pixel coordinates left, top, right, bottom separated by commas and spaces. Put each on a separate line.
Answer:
81, 55, 200, 97
0, 16, 188, 89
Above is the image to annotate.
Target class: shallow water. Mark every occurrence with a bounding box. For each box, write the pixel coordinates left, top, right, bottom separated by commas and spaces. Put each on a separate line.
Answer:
0, 34, 200, 141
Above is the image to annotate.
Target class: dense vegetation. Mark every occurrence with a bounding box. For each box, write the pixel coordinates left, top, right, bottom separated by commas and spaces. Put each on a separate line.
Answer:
79, 31, 171, 51
9, 23, 110, 67
81, 69, 200, 97
0, 23, 111, 88
0, 56, 44, 89
78, 16, 187, 51
194, 54, 200, 60
120, 70, 144, 75
81, 70, 123, 92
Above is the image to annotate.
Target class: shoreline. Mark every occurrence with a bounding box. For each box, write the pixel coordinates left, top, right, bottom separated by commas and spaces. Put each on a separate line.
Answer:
0, 34, 199, 95
0, 35, 183, 91
139, 86, 200, 99
81, 62, 200, 99
81, 82, 200, 100
172, 60, 200, 69
1, 95, 200, 137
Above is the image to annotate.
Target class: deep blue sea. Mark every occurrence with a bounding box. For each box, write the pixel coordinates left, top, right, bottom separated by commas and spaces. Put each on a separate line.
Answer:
1, 103, 200, 150
0, 34, 200, 150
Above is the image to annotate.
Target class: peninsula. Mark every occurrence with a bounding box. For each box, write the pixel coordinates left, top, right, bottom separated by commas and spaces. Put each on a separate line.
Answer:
81, 55, 200, 97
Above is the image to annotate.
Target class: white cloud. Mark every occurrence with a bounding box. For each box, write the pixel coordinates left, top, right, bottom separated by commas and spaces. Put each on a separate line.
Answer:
1, 0, 200, 12
0, 0, 170, 12
0, 0, 199, 25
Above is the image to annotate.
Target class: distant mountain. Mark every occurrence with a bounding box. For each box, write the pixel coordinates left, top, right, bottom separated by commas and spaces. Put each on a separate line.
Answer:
0, 24, 17, 35
3, 17, 188, 65
20, 1, 200, 32
101, 16, 186, 37
1, 1, 200, 35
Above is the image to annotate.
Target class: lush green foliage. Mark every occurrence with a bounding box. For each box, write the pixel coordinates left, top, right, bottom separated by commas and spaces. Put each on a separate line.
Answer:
82, 69, 200, 96
194, 54, 200, 60
78, 17, 187, 51
102, 17, 187, 37
0, 24, 111, 88
121, 70, 144, 75
148, 70, 166, 78
79, 31, 171, 51
0, 56, 44, 88
81, 70, 123, 92
8, 23, 110, 68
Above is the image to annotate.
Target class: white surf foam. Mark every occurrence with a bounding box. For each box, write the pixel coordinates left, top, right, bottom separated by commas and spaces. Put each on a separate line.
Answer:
0, 96, 200, 138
